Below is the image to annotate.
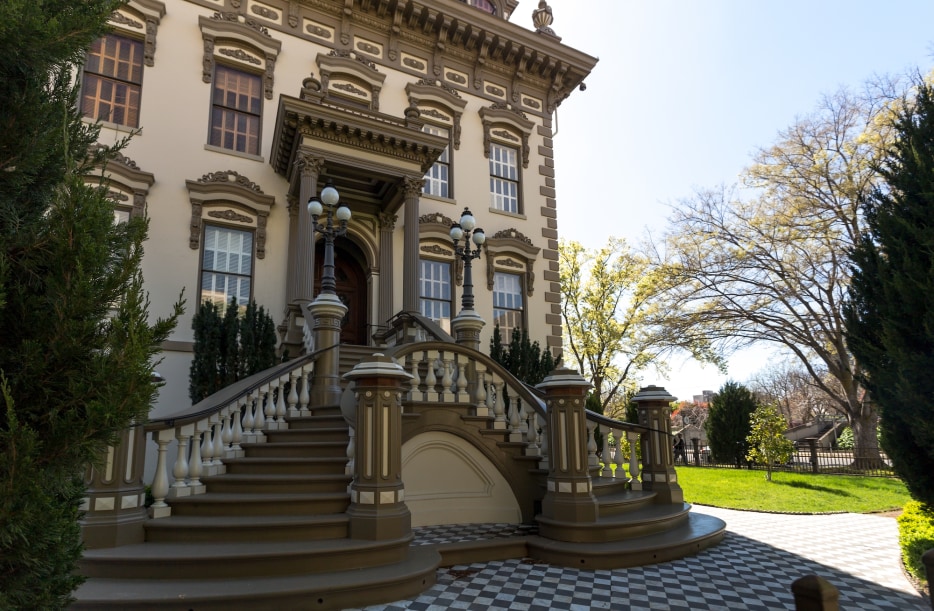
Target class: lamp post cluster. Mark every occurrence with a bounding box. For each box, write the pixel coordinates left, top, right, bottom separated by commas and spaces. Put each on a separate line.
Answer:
449, 207, 485, 312
307, 180, 351, 296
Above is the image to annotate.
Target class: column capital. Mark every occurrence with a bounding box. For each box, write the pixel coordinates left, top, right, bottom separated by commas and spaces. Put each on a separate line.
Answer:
298, 153, 325, 178
402, 176, 425, 199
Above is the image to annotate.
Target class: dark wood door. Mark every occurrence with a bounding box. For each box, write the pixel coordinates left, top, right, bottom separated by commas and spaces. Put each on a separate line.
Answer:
314, 243, 368, 345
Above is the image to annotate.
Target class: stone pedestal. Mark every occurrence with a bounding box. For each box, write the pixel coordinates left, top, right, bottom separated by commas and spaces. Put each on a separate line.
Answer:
343, 354, 413, 541
536, 367, 598, 524
451, 309, 485, 352
632, 385, 683, 504
309, 292, 347, 407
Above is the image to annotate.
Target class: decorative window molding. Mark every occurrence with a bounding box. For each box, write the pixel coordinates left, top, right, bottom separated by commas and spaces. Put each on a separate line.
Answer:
90, 150, 155, 220
479, 103, 534, 168
186, 170, 275, 259
200, 12, 282, 100
108, 0, 166, 67
484, 228, 540, 296
406, 80, 467, 150
419, 213, 462, 285
315, 50, 387, 111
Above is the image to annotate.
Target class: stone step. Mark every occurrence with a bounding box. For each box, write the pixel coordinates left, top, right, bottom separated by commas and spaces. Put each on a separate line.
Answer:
202, 472, 351, 494
243, 441, 348, 459
224, 456, 348, 476
262, 430, 347, 446
168, 491, 349, 517
144, 513, 349, 543
537, 502, 692, 544
595, 489, 658, 516
78, 534, 423, 582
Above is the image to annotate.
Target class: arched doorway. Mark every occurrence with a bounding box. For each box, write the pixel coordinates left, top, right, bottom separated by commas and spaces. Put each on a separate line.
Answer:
314, 239, 369, 345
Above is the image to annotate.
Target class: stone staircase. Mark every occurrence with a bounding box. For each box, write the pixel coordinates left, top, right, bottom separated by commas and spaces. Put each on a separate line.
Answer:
73, 405, 440, 610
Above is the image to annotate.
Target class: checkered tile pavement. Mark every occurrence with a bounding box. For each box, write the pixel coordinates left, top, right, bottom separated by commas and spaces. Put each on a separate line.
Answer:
350, 507, 926, 610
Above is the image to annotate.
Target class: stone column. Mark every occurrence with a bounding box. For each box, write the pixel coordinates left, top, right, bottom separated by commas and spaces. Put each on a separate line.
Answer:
536, 367, 599, 525
401, 176, 423, 314
79, 423, 148, 548
451, 310, 485, 351
295, 154, 323, 303
377, 212, 396, 326
309, 291, 347, 407
343, 354, 413, 540
632, 385, 683, 504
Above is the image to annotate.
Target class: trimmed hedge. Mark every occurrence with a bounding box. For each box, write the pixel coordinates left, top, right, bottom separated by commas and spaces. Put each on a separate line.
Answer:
897, 501, 934, 582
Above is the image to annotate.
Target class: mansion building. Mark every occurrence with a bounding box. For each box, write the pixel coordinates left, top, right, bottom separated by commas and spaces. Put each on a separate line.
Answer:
82, 0, 597, 415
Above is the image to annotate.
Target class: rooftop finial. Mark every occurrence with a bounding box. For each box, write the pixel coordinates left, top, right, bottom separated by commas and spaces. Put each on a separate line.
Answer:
532, 1, 560, 40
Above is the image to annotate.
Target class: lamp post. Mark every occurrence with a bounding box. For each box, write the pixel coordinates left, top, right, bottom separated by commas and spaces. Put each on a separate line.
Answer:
307, 181, 351, 296
307, 180, 351, 406
449, 207, 486, 350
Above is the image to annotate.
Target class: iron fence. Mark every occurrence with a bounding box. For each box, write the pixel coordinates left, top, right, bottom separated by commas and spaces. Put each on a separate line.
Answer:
676, 445, 895, 477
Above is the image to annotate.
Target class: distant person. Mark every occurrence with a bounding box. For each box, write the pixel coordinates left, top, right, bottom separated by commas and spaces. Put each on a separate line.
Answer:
673, 434, 686, 463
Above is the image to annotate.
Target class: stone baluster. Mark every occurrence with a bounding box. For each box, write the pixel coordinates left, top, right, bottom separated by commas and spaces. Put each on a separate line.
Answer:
424, 355, 437, 397
492, 380, 506, 429
345, 425, 355, 477
474, 367, 488, 416
409, 354, 422, 401
263, 383, 276, 431
526, 408, 540, 455
441, 357, 454, 399
627, 430, 642, 491
586, 419, 600, 472
254, 385, 267, 432
231, 397, 244, 452
611, 428, 626, 479
276, 375, 288, 426
170, 425, 192, 496
299, 365, 311, 416
456, 360, 468, 400
189, 425, 205, 493
200, 418, 213, 471
211, 416, 224, 470
538, 412, 550, 470
150, 429, 173, 518
508, 396, 522, 442
519, 399, 529, 437
600, 431, 619, 477
242, 389, 256, 436
221, 409, 232, 452
288, 370, 300, 417
486, 376, 496, 419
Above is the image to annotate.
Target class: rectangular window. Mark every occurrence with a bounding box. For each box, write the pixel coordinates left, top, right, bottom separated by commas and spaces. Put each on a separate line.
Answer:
493, 271, 523, 339
114, 208, 131, 225
422, 124, 451, 198
81, 34, 143, 128
489, 143, 519, 213
210, 65, 262, 155
201, 225, 253, 306
419, 258, 452, 326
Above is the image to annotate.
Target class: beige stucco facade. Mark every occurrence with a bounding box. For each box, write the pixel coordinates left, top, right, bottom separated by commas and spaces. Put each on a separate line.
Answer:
89, 0, 596, 417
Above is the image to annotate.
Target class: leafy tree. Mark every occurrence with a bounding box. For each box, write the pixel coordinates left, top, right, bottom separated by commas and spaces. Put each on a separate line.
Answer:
705, 381, 757, 467
560, 237, 717, 419
845, 77, 934, 504
0, 1, 182, 605
746, 404, 795, 481
189, 298, 279, 403
655, 83, 904, 469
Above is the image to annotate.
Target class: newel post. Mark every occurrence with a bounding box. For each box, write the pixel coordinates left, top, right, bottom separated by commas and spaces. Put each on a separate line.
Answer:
631, 385, 683, 504
536, 367, 599, 524
342, 354, 413, 540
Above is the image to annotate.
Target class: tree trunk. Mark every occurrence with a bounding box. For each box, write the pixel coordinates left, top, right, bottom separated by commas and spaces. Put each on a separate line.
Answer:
851, 411, 883, 470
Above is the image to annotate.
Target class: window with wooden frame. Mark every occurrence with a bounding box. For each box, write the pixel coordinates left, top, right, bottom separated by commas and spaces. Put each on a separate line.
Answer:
81, 34, 144, 128
209, 65, 262, 156
493, 271, 524, 339
200, 224, 254, 307
422, 124, 451, 198
489, 143, 520, 214
419, 257, 453, 327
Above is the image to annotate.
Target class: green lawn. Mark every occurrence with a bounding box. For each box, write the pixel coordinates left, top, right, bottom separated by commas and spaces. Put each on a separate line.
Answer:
675, 466, 910, 513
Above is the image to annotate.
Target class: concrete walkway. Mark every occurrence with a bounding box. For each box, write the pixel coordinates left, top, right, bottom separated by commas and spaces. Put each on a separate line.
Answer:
356, 507, 926, 610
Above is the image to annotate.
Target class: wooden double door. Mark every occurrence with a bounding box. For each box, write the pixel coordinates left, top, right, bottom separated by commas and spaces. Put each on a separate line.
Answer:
314, 240, 368, 345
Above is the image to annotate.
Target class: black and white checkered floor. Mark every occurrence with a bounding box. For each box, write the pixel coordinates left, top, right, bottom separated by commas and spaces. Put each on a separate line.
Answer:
351, 506, 926, 610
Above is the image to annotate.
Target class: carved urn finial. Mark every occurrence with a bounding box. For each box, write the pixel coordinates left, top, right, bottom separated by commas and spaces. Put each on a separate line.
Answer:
532, 1, 560, 40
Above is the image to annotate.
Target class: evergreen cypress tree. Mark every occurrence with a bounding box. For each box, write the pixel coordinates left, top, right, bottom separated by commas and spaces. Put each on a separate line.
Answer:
0, 2, 182, 605
705, 381, 757, 467
845, 78, 934, 505
220, 298, 240, 386
189, 301, 222, 403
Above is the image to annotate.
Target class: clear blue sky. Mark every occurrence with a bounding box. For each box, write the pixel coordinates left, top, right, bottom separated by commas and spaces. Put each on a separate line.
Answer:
516, 1, 934, 400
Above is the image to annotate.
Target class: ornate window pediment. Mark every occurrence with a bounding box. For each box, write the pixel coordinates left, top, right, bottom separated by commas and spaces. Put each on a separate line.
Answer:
484, 228, 540, 296
186, 171, 275, 259
479, 103, 534, 169
200, 12, 282, 100
406, 80, 468, 150
316, 50, 387, 111
87, 149, 154, 221
108, 0, 166, 67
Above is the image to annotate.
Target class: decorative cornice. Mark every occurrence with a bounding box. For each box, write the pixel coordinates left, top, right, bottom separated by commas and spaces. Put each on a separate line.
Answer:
329, 48, 378, 72
420, 244, 452, 257
490, 228, 533, 246
208, 209, 252, 223
110, 11, 143, 29
198, 170, 265, 193
419, 212, 456, 227
210, 11, 271, 37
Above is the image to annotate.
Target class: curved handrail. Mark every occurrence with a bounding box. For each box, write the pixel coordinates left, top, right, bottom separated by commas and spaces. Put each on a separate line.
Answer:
381, 340, 546, 414
584, 409, 650, 435
145, 343, 338, 431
